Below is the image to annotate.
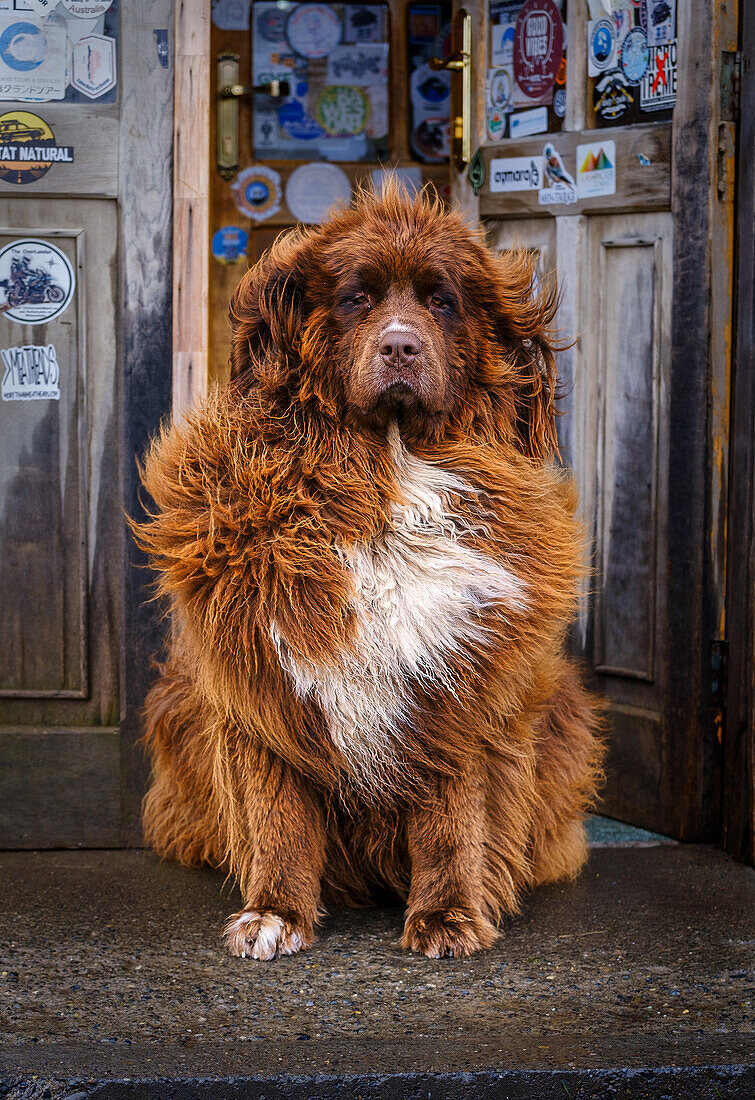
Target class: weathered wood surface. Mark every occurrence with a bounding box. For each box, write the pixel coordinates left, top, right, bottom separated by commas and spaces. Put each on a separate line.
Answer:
0, 230, 86, 698
480, 122, 671, 218
119, 2, 175, 845
723, 0, 755, 867
0, 107, 119, 199
594, 236, 663, 682
0, 728, 120, 848
0, 199, 119, 731
174, 0, 211, 418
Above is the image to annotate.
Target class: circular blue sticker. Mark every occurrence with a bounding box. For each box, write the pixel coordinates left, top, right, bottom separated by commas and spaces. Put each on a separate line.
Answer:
0, 22, 46, 72
620, 27, 650, 86
211, 226, 248, 264
589, 18, 615, 71
245, 180, 269, 206
277, 99, 325, 141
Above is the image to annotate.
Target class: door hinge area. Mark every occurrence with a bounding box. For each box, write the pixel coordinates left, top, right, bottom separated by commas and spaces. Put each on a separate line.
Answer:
720, 50, 742, 122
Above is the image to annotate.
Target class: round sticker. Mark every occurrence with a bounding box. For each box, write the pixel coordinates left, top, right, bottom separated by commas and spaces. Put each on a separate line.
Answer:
412, 118, 450, 161
487, 107, 506, 140
589, 18, 615, 73
0, 110, 72, 186
489, 68, 512, 111
513, 0, 564, 101
315, 85, 368, 136
620, 27, 650, 86
0, 238, 75, 325
277, 99, 325, 141
211, 226, 248, 265
256, 7, 287, 43
231, 165, 282, 222
286, 4, 342, 59
0, 22, 46, 71
61, 0, 114, 17
284, 162, 351, 225
553, 86, 566, 117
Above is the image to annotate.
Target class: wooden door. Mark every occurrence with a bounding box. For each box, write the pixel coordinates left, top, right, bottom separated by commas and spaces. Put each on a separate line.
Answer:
0, 3, 173, 847
208, 0, 455, 383
455, 0, 737, 840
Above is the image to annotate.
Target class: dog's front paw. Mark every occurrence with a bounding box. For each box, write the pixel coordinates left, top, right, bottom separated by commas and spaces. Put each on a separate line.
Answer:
402, 907, 498, 959
224, 909, 310, 960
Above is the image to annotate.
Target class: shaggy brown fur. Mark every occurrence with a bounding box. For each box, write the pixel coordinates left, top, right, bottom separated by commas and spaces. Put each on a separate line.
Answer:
135, 186, 604, 960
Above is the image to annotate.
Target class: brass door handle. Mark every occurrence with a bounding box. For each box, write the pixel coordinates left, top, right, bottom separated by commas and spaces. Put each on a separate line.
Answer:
217, 53, 291, 178
428, 11, 471, 172
428, 51, 469, 73
221, 80, 291, 99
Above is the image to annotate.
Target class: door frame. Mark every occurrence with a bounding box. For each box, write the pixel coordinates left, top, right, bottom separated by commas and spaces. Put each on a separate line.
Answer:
723, 0, 755, 866
173, 0, 211, 420
120, 3, 176, 843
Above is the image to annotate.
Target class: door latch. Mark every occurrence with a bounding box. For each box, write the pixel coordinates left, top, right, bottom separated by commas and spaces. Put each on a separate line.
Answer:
216, 51, 291, 179
429, 10, 471, 172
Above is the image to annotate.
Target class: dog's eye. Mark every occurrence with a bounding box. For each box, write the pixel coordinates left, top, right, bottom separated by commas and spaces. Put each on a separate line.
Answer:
429, 294, 451, 312
342, 291, 370, 310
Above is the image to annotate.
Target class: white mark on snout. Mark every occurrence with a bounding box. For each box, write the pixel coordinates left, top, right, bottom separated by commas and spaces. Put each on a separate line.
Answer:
377, 320, 422, 345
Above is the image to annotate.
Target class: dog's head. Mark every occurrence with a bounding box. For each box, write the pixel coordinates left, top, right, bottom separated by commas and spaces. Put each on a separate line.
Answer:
229, 185, 560, 460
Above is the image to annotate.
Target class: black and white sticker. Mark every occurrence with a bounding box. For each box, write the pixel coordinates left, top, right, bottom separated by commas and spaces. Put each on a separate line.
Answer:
640, 39, 677, 112
1, 341, 59, 400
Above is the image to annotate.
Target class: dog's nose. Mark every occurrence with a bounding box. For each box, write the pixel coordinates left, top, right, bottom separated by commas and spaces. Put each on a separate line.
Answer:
379, 328, 421, 367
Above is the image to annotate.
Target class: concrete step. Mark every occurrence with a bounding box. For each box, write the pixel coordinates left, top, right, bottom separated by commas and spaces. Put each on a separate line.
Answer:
1, 838, 753, 1098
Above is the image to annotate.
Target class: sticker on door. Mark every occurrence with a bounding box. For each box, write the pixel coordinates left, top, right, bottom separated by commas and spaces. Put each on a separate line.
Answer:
0, 110, 74, 185
1, 342, 59, 401
0, 238, 75, 324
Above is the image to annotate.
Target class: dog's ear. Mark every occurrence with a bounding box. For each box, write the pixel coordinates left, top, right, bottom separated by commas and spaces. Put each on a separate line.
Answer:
229, 228, 314, 381
489, 250, 560, 463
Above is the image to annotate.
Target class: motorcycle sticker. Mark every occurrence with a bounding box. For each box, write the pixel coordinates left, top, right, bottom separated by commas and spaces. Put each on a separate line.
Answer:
1, 342, 59, 401
0, 238, 75, 324
0, 110, 74, 185
645, 0, 675, 48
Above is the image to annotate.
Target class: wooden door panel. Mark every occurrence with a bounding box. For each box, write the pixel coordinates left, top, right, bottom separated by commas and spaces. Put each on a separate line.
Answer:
0, 200, 119, 730
0, 230, 86, 699
587, 213, 673, 829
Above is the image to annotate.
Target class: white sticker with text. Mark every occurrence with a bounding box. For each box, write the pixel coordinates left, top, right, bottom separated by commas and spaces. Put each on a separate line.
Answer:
1, 341, 59, 400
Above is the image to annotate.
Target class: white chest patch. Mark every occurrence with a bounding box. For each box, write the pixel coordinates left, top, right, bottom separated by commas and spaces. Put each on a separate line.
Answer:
271, 422, 526, 788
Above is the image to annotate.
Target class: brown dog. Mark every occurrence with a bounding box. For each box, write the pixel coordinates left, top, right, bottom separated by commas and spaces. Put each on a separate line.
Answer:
135, 186, 604, 960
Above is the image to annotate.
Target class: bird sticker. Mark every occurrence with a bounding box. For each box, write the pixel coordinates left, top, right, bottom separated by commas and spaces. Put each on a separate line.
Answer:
538, 142, 576, 205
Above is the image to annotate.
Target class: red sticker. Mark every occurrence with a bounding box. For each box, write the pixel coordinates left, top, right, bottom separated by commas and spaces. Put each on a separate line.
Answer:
513, 0, 563, 101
